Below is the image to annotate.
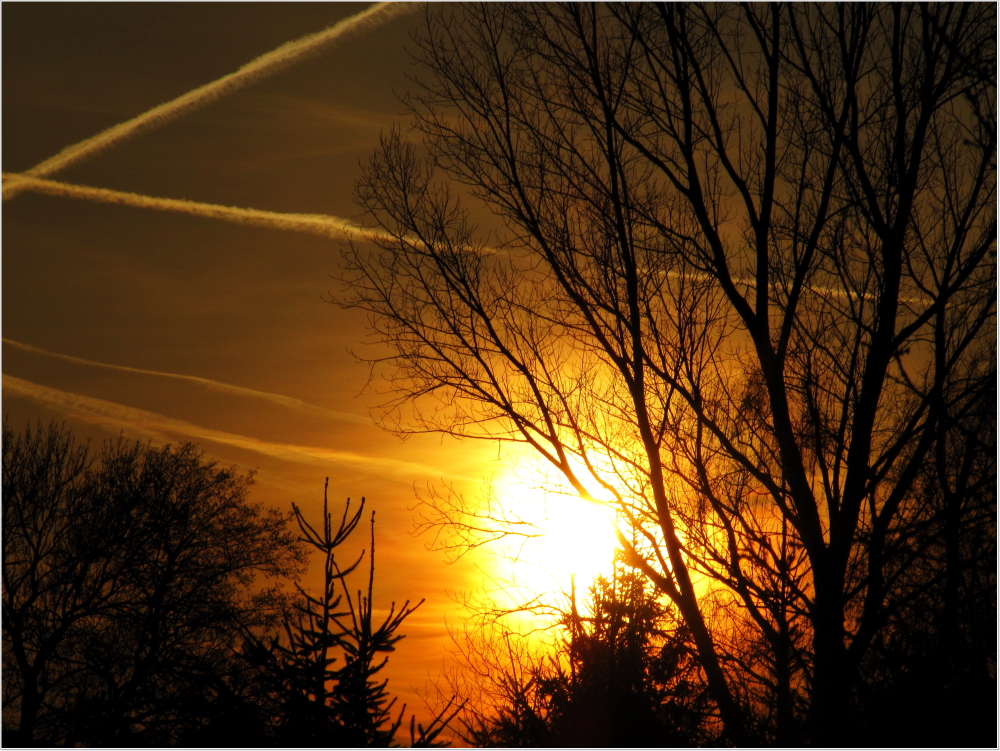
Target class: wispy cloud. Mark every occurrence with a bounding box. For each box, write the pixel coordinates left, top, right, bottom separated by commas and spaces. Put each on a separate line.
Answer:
3, 2, 419, 201
3, 337, 367, 425
1, 173, 386, 242
3, 374, 469, 481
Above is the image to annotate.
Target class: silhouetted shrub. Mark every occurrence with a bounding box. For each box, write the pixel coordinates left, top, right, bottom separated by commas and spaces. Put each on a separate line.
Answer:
456, 569, 712, 748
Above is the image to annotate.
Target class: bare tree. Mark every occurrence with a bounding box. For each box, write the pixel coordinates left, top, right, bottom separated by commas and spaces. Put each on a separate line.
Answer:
2, 420, 305, 745
340, 3, 995, 744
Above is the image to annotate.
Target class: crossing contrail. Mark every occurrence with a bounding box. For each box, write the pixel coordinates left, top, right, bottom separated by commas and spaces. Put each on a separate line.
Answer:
1, 173, 386, 242
6, 173, 927, 304
2, 337, 368, 424
2, 2, 419, 201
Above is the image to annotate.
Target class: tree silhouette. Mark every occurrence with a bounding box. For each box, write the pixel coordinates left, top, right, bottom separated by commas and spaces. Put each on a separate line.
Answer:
547, 573, 710, 748
242, 481, 461, 747
451, 569, 710, 747
2, 420, 304, 746
852, 373, 996, 747
4, 423, 462, 748
341, 4, 995, 744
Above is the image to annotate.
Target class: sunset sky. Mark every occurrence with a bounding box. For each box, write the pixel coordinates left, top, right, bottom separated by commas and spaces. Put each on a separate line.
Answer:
4, 4, 993, 746
2, 2, 606, 719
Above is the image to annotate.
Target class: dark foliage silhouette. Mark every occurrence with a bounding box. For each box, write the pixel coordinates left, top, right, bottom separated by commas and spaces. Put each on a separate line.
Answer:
2, 420, 304, 746
453, 570, 711, 748
3, 423, 458, 747
544, 574, 710, 748
235, 482, 461, 748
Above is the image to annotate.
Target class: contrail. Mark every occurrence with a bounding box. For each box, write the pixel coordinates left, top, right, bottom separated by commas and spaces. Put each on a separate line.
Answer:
2, 2, 419, 201
2, 374, 474, 481
660, 269, 932, 306
8, 172, 928, 305
1, 173, 384, 242
7, 172, 928, 304
2, 337, 368, 425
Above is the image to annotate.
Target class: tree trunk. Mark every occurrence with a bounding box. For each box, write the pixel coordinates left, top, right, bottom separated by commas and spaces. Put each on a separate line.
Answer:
810, 567, 850, 745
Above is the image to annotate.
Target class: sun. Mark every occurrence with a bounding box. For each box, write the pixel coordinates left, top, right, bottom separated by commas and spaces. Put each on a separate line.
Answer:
486, 451, 621, 620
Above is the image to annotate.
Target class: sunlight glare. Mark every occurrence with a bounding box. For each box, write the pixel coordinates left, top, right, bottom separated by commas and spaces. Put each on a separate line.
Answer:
488, 452, 620, 618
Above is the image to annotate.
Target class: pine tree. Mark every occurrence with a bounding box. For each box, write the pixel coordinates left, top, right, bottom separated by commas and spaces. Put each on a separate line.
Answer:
256, 480, 458, 747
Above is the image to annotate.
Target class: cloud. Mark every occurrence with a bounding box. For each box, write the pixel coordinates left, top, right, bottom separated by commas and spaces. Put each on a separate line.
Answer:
3, 2, 420, 201
1, 173, 387, 242
3, 337, 368, 425
3, 374, 470, 481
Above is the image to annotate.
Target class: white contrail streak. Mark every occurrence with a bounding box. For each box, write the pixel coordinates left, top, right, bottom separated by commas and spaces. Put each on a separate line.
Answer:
2, 374, 472, 481
2, 337, 367, 424
2, 2, 419, 201
7, 171, 928, 305
1, 173, 384, 242
8, 171, 928, 305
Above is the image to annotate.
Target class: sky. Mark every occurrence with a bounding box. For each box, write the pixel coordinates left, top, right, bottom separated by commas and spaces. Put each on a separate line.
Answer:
1, 1, 553, 721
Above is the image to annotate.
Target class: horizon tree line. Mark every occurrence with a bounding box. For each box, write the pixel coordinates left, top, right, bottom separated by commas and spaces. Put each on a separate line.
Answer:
4, 416, 992, 747
2, 419, 456, 747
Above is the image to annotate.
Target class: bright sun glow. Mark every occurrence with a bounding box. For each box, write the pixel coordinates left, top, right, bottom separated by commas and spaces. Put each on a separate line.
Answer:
486, 450, 621, 623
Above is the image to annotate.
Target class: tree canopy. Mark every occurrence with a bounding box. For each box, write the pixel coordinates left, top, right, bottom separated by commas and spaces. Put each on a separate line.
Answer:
2, 420, 304, 745
342, 3, 996, 744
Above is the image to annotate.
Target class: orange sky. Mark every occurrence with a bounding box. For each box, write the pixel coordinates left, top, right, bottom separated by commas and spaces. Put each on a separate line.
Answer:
2, 2, 553, 727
